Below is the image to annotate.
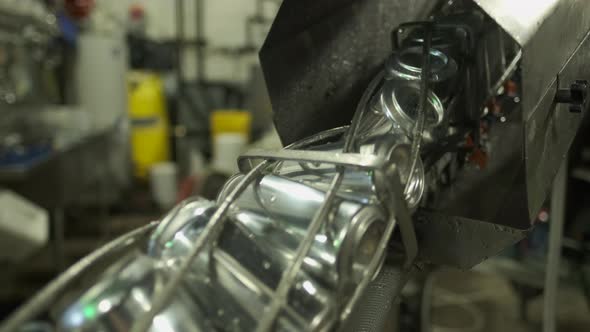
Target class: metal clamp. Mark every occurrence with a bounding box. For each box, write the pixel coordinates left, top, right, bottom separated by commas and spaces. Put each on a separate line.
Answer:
239, 149, 386, 173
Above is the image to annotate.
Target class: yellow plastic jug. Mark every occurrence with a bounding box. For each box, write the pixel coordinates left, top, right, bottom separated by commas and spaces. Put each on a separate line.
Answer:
127, 71, 170, 179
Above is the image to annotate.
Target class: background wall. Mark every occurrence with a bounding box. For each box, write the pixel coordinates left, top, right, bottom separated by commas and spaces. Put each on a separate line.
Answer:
94, 0, 280, 83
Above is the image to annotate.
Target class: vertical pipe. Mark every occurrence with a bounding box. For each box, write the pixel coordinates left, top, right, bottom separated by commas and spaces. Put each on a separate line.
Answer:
173, 0, 186, 163
195, 0, 206, 83
175, 0, 184, 89
543, 158, 568, 332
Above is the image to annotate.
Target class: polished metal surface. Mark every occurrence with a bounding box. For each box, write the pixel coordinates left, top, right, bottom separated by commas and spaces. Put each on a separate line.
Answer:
238, 149, 386, 173
59, 253, 213, 332
148, 198, 217, 257
268, 137, 426, 209
0, 223, 157, 332
217, 173, 386, 289
386, 45, 459, 102
380, 80, 445, 139
386, 47, 458, 83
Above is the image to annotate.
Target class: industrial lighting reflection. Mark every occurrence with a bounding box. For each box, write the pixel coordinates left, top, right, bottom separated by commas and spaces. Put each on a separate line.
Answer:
64, 309, 84, 327
97, 299, 112, 313
316, 234, 328, 243
192, 207, 207, 217
132, 288, 151, 312
153, 316, 175, 332
302, 280, 317, 295
173, 231, 192, 248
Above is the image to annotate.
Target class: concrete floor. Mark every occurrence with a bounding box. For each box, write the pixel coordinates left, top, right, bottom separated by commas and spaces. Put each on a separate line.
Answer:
426, 269, 590, 332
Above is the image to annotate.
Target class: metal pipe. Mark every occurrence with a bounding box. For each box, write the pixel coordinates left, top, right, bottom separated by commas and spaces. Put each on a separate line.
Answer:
195, 0, 206, 83
175, 0, 185, 89
543, 158, 568, 332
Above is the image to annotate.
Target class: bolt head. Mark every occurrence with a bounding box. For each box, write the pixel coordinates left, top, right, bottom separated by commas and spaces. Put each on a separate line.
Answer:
570, 104, 583, 113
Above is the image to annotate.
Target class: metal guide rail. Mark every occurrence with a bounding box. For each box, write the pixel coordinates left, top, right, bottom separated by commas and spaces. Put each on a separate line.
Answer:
129, 49, 422, 330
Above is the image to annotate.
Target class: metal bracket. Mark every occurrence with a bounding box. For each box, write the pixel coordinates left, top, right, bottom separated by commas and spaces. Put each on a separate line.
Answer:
373, 164, 418, 268
554, 79, 590, 113
238, 149, 385, 173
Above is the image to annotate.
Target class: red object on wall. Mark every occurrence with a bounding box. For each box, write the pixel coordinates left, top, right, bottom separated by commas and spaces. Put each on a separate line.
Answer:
129, 4, 145, 21
64, 0, 95, 19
